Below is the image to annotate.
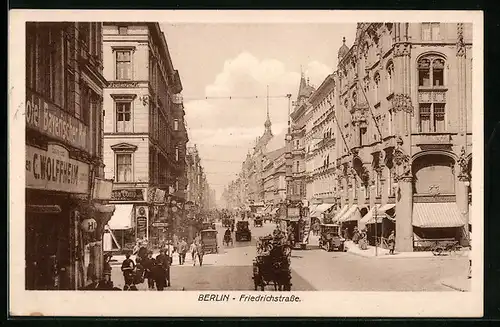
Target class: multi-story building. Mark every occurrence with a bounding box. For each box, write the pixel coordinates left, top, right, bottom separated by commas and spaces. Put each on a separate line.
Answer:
303, 73, 338, 220
262, 147, 287, 205
102, 22, 187, 246
290, 74, 314, 205
328, 23, 472, 252
25, 22, 112, 290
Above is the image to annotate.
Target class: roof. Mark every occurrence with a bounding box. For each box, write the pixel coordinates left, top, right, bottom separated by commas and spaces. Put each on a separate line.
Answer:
413, 203, 465, 228
297, 74, 315, 100
266, 146, 286, 161
338, 36, 350, 60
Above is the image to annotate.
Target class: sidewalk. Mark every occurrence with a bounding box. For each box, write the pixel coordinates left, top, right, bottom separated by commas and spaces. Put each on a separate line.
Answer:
344, 241, 470, 259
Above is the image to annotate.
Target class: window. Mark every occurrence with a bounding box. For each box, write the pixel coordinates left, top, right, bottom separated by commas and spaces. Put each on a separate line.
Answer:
419, 104, 431, 132
422, 23, 441, 41
388, 109, 393, 136
296, 161, 300, 172
116, 50, 132, 80
418, 56, 445, 87
116, 153, 132, 182
374, 73, 381, 103
118, 26, 128, 35
116, 102, 132, 132
174, 119, 179, 131
387, 61, 394, 94
175, 146, 180, 161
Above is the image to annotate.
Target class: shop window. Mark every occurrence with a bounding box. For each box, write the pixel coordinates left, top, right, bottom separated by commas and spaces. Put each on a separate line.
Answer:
174, 119, 179, 131
116, 153, 132, 182
116, 50, 132, 80
116, 101, 132, 132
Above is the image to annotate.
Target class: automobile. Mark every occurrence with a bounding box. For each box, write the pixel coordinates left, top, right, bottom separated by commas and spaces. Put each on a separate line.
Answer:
254, 215, 263, 227
200, 229, 218, 254
202, 222, 216, 230
319, 223, 346, 252
235, 220, 252, 242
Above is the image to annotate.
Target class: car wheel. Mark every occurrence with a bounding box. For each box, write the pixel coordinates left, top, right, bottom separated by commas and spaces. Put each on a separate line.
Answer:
325, 242, 330, 252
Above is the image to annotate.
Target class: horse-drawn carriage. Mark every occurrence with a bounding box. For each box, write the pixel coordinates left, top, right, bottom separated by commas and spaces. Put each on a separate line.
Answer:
252, 235, 292, 291
254, 215, 263, 227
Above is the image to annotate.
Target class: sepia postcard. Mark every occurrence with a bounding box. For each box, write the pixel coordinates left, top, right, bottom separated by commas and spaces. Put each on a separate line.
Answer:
8, 9, 483, 317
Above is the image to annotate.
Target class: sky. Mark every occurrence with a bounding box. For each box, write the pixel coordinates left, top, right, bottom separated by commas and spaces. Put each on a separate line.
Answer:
161, 23, 356, 204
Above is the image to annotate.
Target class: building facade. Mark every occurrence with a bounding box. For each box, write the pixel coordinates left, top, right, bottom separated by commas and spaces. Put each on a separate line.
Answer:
329, 23, 473, 251
25, 22, 113, 290
290, 74, 314, 205
262, 147, 287, 205
102, 22, 187, 247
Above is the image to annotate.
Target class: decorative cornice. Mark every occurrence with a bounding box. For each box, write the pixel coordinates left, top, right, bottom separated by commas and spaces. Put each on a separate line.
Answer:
456, 23, 466, 57
393, 42, 411, 58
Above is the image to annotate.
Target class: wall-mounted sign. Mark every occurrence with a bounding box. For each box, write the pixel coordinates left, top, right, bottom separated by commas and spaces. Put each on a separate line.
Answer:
111, 188, 145, 202
136, 216, 147, 239
93, 178, 113, 200
152, 222, 168, 227
25, 90, 89, 151
26, 144, 90, 194
81, 218, 97, 233
287, 207, 300, 218
108, 81, 139, 88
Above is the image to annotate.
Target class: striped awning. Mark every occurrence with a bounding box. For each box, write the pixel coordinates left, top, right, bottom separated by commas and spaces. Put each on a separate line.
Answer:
308, 204, 319, 217
339, 205, 362, 223
108, 204, 133, 230
360, 205, 387, 224
331, 205, 349, 223
263, 205, 272, 214
412, 203, 465, 228
311, 203, 335, 218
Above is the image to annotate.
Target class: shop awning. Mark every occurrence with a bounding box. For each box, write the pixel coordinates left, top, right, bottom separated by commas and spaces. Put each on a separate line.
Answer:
379, 203, 396, 212
339, 205, 362, 223
310, 203, 335, 218
360, 205, 387, 224
413, 203, 465, 228
308, 204, 318, 217
107, 204, 134, 230
331, 205, 349, 223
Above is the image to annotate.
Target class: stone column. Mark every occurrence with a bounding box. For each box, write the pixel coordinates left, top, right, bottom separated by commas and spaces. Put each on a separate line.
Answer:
457, 173, 470, 246
395, 175, 413, 252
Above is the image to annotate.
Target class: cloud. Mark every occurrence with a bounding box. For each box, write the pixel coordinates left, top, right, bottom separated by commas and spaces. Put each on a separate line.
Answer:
184, 52, 332, 198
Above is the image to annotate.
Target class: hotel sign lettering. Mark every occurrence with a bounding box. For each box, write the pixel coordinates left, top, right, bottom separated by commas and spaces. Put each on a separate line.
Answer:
25, 90, 89, 151
26, 144, 90, 194
108, 81, 139, 88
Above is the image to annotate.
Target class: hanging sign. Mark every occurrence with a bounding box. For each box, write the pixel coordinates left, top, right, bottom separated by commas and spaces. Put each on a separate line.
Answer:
111, 188, 145, 202
25, 144, 90, 194
81, 218, 97, 233
25, 90, 89, 151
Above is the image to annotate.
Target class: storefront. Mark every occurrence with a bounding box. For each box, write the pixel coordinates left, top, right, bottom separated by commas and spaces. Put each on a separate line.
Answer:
25, 142, 91, 290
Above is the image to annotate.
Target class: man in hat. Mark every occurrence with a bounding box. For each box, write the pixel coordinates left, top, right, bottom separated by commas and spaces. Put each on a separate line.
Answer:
121, 253, 135, 289
96, 271, 115, 290
388, 230, 396, 255
154, 248, 171, 290
142, 251, 156, 290
178, 238, 188, 265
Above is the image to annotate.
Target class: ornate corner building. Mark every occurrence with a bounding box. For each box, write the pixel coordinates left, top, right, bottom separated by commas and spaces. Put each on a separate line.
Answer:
304, 23, 472, 252
102, 23, 188, 248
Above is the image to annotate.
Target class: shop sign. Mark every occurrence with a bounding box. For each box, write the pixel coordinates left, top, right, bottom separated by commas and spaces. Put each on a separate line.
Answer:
26, 144, 90, 194
81, 218, 97, 233
108, 81, 139, 88
93, 178, 113, 200
25, 90, 89, 151
136, 216, 148, 238
111, 188, 145, 202
287, 207, 300, 218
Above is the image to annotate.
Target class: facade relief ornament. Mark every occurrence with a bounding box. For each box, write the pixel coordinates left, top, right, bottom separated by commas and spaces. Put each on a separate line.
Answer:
391, 93, 414, 115
393, 139, 412, 181
457, 23, 466, 57
457, 146, 470, 180
393, 42, 411, 57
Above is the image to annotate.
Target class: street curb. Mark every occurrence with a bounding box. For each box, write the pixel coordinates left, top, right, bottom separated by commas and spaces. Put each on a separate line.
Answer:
345, 249, 470, 260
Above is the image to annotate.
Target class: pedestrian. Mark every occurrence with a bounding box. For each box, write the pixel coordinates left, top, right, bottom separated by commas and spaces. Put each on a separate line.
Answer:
154, 248, 171, 290
103, 253, 112, 276
96, 271, 115, 290
142, 251, 156, 290
120, 253, 135, 290
178, 238, 188, 265
388, 231, 395, 255
190, 240, 198, 266
196, 241, 205, 267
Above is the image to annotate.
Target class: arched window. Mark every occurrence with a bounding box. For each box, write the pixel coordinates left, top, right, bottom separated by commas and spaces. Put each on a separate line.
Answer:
417, 55, 447, 132
386, 61, 394, 94
418, 55, 445, 87
352, 91, 357, 107
374, 72, 381, 104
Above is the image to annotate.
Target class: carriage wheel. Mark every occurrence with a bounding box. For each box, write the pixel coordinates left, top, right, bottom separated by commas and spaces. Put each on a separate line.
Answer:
432, 247, 443, 256
325, 242, 331, 252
